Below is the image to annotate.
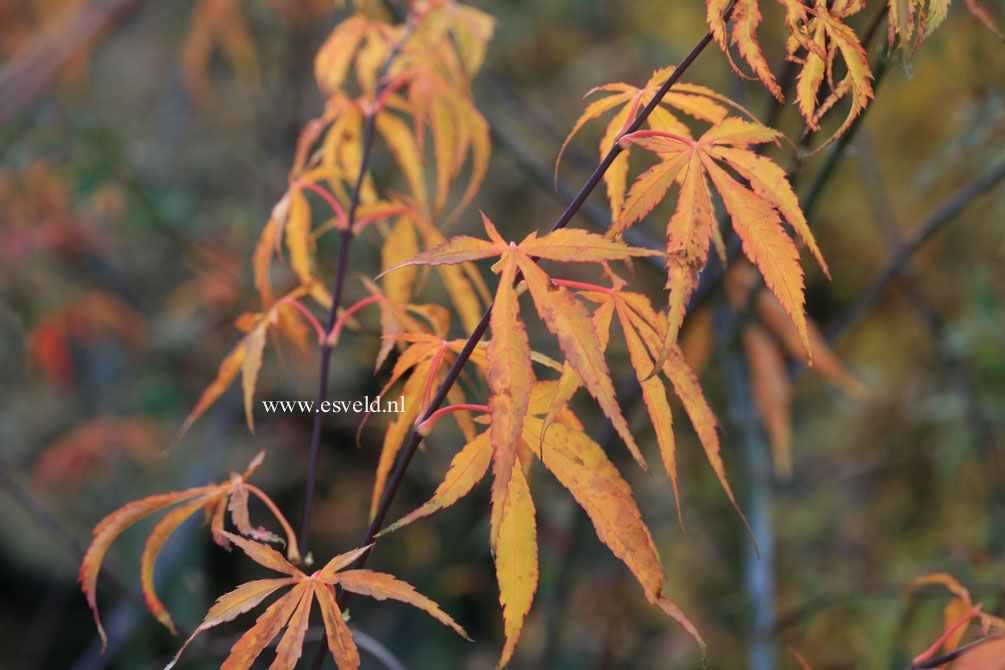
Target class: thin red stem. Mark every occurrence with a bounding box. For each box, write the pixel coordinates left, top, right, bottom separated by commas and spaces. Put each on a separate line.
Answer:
620, 129, 694, 147
911, 604, 981, 665
352, 205, 411, 234
550, 279, 614, 294
296, 180, 348, 230
416, 404, 489, 435
276, 296, 325, 346
419, 342, 449, 419
325, 294, 380, 346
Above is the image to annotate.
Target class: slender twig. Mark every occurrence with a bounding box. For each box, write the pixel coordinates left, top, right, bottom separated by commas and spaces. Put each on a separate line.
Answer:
297, 21, 415, 560
825, 162, 1005, 342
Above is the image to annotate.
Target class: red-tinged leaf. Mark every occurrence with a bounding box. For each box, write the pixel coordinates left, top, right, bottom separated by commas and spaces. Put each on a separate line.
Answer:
141, 496, 212, 634
286, 188, 313, 287
314, 582, 361, 670
371, 359, 432, 518
621, 304, 752, 536
270, 582, 313, 670
787, 4, 874, 151
376, 114, 429, 209
611, 152, 689, 238
615, 300, 682, 523
702, 157, 811, 358
82, 487, 215, 649
253, 217, 277, 307
707, 0, 783, 101
381, 214, 420, 305
219, 531, 303, 577
538, 300, 614, 450
487, 253, 533, 545
176, 335, 246, 441
665, 152, 716, 346
228, 481, 281, 545
518, 228, 662, 263
380, 431, 492, 536
555, 91, 631, 183
743, 325, 794, 478
333, 570, 469, 639
908, 572, 974, 603
380, 235, 504, 275
242, 323, 267, 433
314, 14, 369, 97
493, 461, 538, 669
712, 146, 829, 277
515, 254, 647, 470
315, 545, 373, 582
202, 578, 298, 628
700, 116, 780, 146
219, 581, 307, 670
165, 577, 299, 670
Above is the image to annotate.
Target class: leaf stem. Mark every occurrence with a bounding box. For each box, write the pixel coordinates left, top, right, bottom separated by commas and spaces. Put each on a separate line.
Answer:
325, 294, 381, 346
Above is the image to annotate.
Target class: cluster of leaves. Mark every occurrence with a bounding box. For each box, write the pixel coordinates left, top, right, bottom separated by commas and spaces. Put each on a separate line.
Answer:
704, 0, 999, 149
74, 0, 1001, 667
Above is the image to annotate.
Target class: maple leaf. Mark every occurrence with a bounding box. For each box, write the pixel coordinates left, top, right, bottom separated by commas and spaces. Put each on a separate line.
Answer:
361, 326, 485, 517
707, 0, 784, 101
557, 65, 758, 218
177, 287, 322, 441
782, 0, 874, 150
166, 533, 467, 670
381, 213, 663, 470
80, 451, 299, 650
313, 8, 493, 225
616, 118, 826, 359
379, 381, 703, 668
548, 276, 752, 532
888, 0, 1003, 57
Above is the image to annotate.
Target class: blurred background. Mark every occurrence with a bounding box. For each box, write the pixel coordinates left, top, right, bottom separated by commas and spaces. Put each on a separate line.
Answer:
1, 0, 1003, 668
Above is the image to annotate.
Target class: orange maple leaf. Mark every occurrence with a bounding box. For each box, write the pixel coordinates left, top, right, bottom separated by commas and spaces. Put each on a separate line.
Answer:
165, 533, 467, 670
616, 118, 826, 359
379, 381, 703, 668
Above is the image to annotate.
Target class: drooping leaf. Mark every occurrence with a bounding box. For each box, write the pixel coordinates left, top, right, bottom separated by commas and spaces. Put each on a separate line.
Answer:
81, 452, 298, 650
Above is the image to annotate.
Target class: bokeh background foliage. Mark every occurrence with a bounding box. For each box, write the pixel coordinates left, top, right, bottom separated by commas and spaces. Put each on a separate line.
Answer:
1, 0, 1003, 668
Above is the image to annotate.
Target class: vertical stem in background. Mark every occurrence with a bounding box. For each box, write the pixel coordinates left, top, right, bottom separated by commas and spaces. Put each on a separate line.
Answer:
715, 305, 777, 670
